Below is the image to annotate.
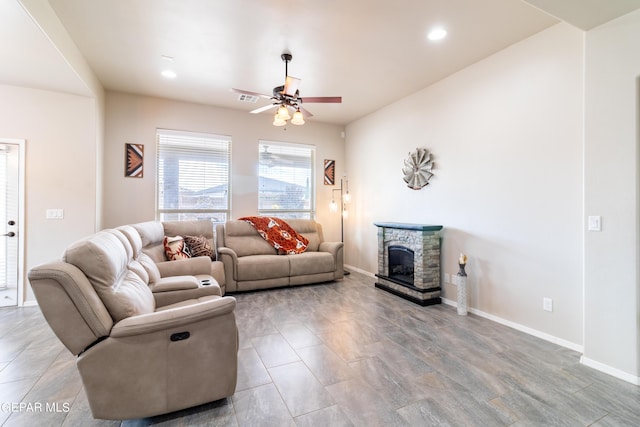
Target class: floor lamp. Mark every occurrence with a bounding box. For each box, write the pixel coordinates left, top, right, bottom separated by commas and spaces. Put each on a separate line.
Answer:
330, 178, 351, 275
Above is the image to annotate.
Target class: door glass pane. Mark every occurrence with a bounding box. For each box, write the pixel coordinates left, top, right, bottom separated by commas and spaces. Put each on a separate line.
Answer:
0, 143, 19, 307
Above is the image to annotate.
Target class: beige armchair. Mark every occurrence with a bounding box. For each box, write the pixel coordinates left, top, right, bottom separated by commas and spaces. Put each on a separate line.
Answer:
28, 228, 238, 420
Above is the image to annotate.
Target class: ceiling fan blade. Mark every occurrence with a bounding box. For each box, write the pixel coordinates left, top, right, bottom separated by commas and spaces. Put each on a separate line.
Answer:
231, 88, 272, 99
300, 96, 342, 103
283, 76, 301, 97
250, 104, 278, 114
299, 106, 314, 118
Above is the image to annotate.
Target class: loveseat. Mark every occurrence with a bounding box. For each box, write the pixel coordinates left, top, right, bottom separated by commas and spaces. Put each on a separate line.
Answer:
28, 225, 238, 420
215, 218, 344, 292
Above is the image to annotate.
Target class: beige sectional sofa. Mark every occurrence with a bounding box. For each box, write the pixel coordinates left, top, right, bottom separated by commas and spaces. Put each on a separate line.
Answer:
131, 218, 344, 294
28, 224, 238, 420
28, 217, 341, 419
215, 219, 344, 292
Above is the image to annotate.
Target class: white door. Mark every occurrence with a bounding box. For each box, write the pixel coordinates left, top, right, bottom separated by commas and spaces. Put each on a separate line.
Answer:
0, 140, 23, 307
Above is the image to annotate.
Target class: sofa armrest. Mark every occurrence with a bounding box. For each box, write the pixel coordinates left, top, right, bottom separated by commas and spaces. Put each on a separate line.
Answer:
110, 296, 236, 337
319, 241, 343, 257
149, 276, 199, 293
217, 247, 238, 281
217, 246, 238, 260
156, 256, 211, 277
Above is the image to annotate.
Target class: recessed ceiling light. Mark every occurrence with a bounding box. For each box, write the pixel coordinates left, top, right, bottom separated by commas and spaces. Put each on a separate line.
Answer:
427, 27, 447, 41
161, 70, 177, 79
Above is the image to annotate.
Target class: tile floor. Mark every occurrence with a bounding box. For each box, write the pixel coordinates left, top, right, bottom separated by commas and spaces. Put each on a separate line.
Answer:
1, 271, 639, 426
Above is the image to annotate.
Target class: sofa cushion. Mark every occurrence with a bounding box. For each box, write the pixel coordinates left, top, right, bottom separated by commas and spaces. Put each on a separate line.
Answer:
63, 231, 155, 322
142, 243, 167, 263
224, 221, 277, 257
115, 226, 153, 283
139, 253, 161, 284
286, 219, 321, 252
132, 221, 165, 248
236, 255, 289, 281
289, 252, 336, 276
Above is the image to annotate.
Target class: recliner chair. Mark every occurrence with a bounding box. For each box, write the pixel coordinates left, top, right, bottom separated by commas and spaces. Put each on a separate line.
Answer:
28, 228, 238, 420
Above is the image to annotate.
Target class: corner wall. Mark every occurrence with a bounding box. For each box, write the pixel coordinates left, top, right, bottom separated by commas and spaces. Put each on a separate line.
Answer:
345, 23, 584, 347
583, 9, 640, 382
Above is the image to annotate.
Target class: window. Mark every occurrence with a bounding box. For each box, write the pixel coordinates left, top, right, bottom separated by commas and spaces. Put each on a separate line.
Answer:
156, 129, 231, 222
258, 141, 315, 219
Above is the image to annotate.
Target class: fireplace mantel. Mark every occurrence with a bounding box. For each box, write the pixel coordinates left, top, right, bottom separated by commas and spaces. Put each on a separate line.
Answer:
374, 222, 442, 232
374, 222, 443, 306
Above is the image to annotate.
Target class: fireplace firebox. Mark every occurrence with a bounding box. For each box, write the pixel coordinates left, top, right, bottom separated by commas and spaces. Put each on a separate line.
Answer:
374, 222, 442, 306
388, 245, 414, 285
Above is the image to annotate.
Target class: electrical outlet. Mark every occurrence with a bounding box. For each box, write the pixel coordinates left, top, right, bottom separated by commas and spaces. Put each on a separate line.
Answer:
444, 273, 450, 284
543, 297, 553, 312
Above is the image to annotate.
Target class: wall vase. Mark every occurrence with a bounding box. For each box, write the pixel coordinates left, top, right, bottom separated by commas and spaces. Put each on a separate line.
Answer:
457, 264, 468, 315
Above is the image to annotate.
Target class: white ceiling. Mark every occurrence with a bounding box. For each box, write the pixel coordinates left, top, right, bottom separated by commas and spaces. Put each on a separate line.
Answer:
4, 0, 640, 125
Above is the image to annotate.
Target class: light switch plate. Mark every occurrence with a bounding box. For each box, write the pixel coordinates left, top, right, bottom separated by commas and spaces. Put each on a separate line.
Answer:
46, 209, 64, 219
588, 216, 601, 231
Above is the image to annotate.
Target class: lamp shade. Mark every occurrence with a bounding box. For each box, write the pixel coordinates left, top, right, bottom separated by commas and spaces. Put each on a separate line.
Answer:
291, 109, 305, 125
273, 114, 287, 126
276, 105, 291, 121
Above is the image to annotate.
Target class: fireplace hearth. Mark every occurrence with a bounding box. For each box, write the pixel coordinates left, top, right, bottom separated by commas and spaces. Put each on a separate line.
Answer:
374, 222, 442, 306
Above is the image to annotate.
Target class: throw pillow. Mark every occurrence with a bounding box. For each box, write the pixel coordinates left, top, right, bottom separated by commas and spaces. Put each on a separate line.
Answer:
184, 235, 215, 260
163, 235, 191, 261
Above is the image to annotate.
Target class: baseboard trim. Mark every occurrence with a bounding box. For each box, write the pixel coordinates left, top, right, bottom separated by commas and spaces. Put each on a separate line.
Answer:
441, 297, 583, 353
343, 264, 375, 277
580, 356, 640, 385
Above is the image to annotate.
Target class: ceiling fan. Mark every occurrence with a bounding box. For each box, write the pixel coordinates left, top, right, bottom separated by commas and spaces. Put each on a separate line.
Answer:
232, 53, 342, 126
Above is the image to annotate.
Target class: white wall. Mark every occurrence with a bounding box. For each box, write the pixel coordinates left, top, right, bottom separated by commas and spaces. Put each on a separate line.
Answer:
583, 9, 640, 382
0, 84, 98, 303
345, 23, 584, 346
103, 92, 346, 240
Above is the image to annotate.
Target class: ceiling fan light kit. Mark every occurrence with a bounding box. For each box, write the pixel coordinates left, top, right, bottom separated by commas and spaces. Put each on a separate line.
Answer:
232, 53, 342, 126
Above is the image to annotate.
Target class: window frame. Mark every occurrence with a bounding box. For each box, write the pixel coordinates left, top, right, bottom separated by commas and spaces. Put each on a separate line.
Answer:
258, 140, 316, 219
156, 129, 232, 223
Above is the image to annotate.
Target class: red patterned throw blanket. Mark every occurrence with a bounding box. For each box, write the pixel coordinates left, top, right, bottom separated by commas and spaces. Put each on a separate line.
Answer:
239, 216, 308, 254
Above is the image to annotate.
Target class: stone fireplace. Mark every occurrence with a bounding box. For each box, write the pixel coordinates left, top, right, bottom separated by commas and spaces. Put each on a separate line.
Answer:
374, 222, 442, 306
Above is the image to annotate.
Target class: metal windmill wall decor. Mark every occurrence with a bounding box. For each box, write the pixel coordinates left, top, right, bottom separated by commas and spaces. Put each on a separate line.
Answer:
402, 147, 434, 190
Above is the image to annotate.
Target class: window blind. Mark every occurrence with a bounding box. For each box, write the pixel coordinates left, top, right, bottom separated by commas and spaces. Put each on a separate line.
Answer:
156, 129, 231, 222
258, 141, 315, 219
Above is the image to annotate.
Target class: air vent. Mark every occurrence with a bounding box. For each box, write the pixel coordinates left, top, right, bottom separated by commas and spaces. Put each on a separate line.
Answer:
238, 94, 259, 103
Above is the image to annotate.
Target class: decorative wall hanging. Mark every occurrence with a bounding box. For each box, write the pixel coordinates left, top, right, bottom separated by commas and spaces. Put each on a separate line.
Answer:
324, 159, 336, 185
125, 143, 144, 178
402, 147, 434, 190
